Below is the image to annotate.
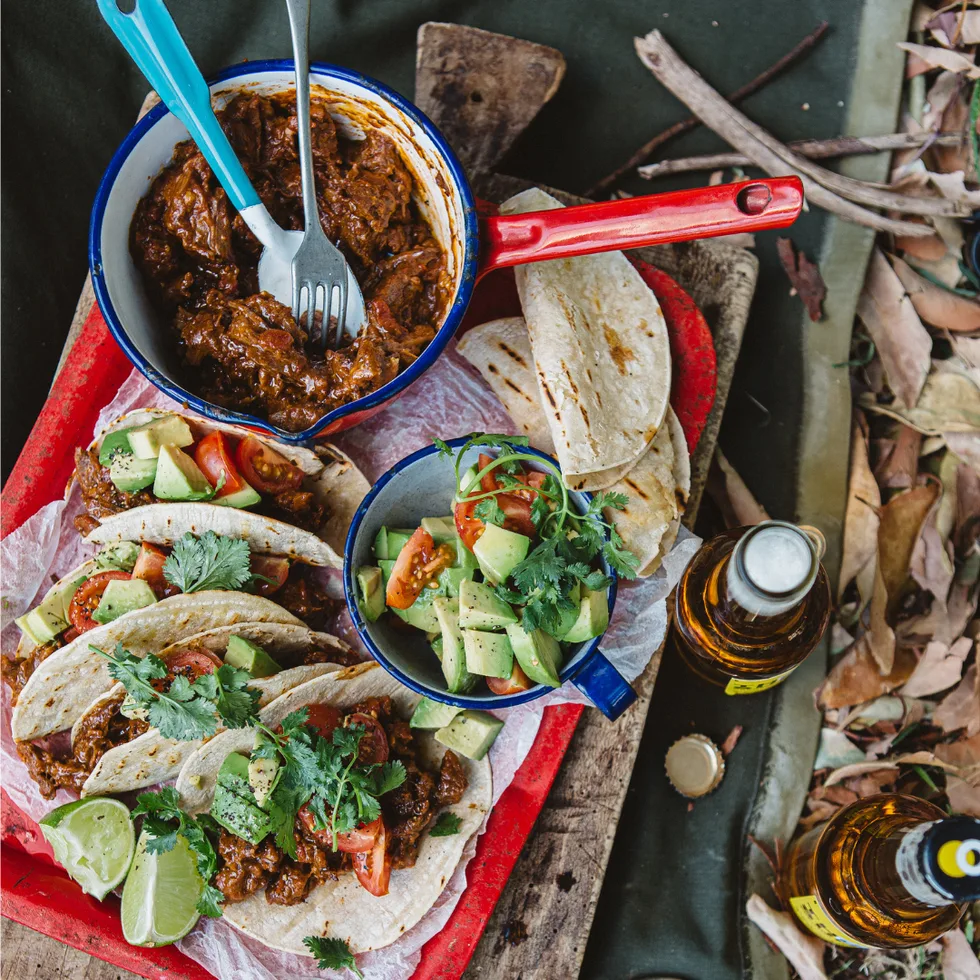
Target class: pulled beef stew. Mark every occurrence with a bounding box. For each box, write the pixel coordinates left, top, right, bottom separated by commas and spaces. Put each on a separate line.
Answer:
214, 695, 468, 907
131, 92, 448, 432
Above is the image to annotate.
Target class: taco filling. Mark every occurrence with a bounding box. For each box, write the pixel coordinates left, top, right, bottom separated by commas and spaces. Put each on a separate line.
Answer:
211, 694, 467, 905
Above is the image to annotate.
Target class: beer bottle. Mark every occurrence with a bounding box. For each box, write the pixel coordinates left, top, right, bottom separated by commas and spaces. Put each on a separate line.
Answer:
673, 521, 831, 694
781, 794, 980, 948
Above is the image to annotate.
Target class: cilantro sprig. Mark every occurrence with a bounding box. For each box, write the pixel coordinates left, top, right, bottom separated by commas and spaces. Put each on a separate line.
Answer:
429, 811, 462, 837
303, 936, 363, 978
435, 435, 639, 638
162, 531, 254, 593
131, 787, 224, 917
92, 643, 260, 740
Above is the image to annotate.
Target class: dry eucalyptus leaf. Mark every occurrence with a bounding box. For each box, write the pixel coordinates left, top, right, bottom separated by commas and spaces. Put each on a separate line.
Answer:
776, 238, 826, 322
877, 424, 922, 489
817, 638, 916, 709
935, 663, 980, 736
707, 448, 771, 527
929, 170, 980, 207
899, 637, 971, 697
937, 451, 962, 540
878, 481, 941, 604
888, 255, 980, 333
935, 731, 980, 772
961, 9, 980, 44
868, 558, 897, 674
826, 751, 963, 788
957, 466, 980, 537
946, 432, 980, 472
952, 336, 980, 389
838, 416, 881, 601
745, 895, 828, 980
894, 232, 948, 263
862, 369, 980, 435
857, 250, 931, 409
897, 581, 978, 646
945, 777, 980, 817
897, 42, 980, 78
922, 71, 964, 131
910, 520, 955, 606
720, 725, 743, 756
815, 728, 867, 769
940, 927, 980, 980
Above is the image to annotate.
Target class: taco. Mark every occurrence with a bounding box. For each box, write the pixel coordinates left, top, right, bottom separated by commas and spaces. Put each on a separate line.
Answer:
498, 188, 671, 491
175, 663, 492, 954
39, 623, 352, 801
457, 316, 689, 575
6, 528, 344, 742
73, 408, 369, 566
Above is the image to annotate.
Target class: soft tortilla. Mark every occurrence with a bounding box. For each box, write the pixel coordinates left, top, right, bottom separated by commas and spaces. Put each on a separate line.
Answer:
78, 410, 370, 568
458, 316, 689, 575
11, 591, 302, 742
176, 662, 492, 954
73, 623, 351, 797
500, 188, 671, 490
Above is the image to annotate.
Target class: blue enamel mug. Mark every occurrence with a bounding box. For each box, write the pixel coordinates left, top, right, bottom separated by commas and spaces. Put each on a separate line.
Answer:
343, 438, 637, 720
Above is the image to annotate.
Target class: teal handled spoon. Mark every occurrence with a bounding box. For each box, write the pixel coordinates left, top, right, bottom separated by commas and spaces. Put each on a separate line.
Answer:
96, 0, 366, 336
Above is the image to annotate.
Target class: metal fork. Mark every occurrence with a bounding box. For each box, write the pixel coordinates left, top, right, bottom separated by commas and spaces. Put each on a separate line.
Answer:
284, 0, 348, 349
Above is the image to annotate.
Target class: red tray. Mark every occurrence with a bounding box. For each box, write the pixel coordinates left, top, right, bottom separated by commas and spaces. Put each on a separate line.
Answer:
1, 258, 715, 979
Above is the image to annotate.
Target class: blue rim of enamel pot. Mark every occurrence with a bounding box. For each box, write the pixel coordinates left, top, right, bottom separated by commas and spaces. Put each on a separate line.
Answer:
89, 59, 480, 446
343, 437, 619, 710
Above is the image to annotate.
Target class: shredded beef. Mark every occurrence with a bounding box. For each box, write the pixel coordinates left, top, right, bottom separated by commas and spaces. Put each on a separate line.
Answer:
2, 637, 64, 703
130, 92, 447, 432
73, 447, 154, 528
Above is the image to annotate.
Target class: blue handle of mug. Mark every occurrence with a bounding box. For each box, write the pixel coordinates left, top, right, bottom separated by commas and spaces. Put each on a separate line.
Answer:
569, 649, 637, 721
96, 0, 261, 214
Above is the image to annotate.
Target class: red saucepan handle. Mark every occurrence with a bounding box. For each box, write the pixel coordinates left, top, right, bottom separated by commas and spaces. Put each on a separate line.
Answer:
477, 176, 804, 278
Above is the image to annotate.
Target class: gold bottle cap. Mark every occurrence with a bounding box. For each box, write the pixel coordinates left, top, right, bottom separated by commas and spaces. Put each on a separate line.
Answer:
665, 734, 725, 799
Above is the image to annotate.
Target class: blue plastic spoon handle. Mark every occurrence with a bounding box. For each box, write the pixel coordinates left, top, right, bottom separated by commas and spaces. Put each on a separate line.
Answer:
96, 0, 261, 213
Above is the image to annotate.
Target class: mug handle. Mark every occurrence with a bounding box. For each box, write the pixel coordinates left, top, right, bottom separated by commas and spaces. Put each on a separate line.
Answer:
569, 650, 637, 721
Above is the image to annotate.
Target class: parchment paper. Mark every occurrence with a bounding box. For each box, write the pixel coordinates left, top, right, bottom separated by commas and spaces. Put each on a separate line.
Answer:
0, 342, 698, 979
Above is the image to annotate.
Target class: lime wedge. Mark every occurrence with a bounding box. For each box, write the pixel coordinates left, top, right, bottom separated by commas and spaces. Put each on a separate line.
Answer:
121, 831, 203, 946
40, 797, 135, 900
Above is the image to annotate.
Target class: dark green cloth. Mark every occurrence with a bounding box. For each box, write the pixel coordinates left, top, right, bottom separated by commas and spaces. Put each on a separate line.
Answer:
1, 2, 864, 976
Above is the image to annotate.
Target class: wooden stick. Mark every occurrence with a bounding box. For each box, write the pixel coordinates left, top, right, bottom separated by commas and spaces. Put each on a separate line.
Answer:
637, 132, 965, 179
634, 32, 938, 236
586, 21, 830, 197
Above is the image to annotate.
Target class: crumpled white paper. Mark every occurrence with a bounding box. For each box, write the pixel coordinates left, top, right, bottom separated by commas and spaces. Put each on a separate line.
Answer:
0, 342, 698, 979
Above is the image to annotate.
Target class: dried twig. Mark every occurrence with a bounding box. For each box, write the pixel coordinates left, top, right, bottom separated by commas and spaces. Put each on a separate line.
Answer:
637, 132, 965, 179
634, 31, 939, 236
585, 21, 830, 197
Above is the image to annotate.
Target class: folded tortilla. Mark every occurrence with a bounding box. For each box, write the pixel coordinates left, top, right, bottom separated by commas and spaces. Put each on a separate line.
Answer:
73, 622, 351, 797
458, 316, 689, 575
78, 409, 370, 567
11, 587, 302, 742
176, 662, 492, 954
499, 188, 671, 490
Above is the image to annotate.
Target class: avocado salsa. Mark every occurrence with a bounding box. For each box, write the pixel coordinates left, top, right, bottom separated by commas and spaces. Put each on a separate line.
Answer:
355, 435, 637, 699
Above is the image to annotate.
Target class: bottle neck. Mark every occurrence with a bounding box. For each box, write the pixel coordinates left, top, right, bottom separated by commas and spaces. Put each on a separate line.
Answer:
895, 823, 959, 906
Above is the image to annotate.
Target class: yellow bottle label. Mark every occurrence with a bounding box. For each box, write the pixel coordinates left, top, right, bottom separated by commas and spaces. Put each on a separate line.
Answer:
724, 668, 795, 695
789, 895, 869, 948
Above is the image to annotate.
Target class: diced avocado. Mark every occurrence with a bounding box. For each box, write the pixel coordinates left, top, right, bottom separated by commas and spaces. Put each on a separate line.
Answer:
430, 635, 444, 661
56, 575, 90, 616
410, 696, 463, 730
98, 428, 136, 466
555, 581, 583, 638
153, 444, 214, 501
378, 559, 396, 583
561, 587, 610, 643
435, 709, 505, 761
94, 541, 140, 572
211, 752, 272, 845
434, 597, 476, 694
224, 635, 281, 677
16, 585, 70, 646
442, 566, 469, 599
212, 483, 262, 509
457, 465, 479, 499
356, 566, 386, 622
373, 526, 390, 561
127, 415, 194, 459
463, 630, 514, 679
473, 523, 530, 585
459, 579, 519, 629
248, 753, 279, 808
109, 453, 157, 493
421, 516, 457, 543
91, 578, 157, 625
392, 600, 442, 632
385, 529, 415, 558
412, 564, 468, 607
455, 536, 479, 576
505, 624, 563, 688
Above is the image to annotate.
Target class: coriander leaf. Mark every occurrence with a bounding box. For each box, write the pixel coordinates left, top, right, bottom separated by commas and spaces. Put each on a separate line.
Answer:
303, 936, 363, 979
494, 584, 525, 605
465, 433, 529, 451
432, 438, 453, 458
530, 495, 551, 529
603, 540, 641, 579
167, 674, 197, 702
132, 786, 182, 821
583, 569, 613, 592
100, 644, 168, 692
589, 490, 629, 514
148, 694, 218, 741
473, 497, 506, 527
370, 760, 407, 797
143, 827, 179, 854
163, 531, 252, 594
565, 562, 592, 582
197, 883, 226, 919
202, 665, 261, 728
510, 540, 564, 595
430, 811, 463, 837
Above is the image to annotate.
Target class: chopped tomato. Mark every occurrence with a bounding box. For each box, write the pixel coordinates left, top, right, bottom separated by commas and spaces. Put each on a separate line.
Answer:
478, 453, 501, 494
249, 555, 290, 596
478, 453, 544, 499
497, 495, 537, 538
527, 471, 547, 490
336, 816, 383, 854
487, 661, 534, 696
347, 712, 389, 764
67, 571, 131, 633
236, 437, 305, 494
161, 647, 222, 679
353, 818, 391, 896
194, 431, 247, 498
460, 453, 539, 542
132, 542, 179, 598
305, 703, 343, 739
454, 498, 485, 552
385, 528, 454, 609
